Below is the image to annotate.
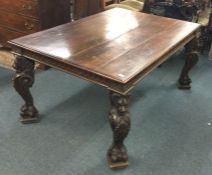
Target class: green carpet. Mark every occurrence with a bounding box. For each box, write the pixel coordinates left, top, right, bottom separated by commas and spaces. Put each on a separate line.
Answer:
0, 51, 212, 175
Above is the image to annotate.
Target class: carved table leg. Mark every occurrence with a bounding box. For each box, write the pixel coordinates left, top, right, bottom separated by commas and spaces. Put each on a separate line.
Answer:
107, 91, 131, 169
178, 38, 199, 89
13, 56, 39, 124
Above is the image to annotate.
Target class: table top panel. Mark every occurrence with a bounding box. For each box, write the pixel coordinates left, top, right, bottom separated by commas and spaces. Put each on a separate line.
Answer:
9, 8, 200, 83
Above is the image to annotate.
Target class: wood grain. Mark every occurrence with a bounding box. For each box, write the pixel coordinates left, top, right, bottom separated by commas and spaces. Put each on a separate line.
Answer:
9, 8, 201, 92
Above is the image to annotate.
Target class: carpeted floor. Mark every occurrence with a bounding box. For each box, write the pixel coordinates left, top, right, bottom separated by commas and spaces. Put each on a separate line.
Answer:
0, 51, 212, 175
0, 49, 15, 69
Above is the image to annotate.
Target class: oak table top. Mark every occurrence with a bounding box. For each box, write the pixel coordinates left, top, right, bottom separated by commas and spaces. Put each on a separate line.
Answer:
9, 8, 201, 169
9, 8, 200, 94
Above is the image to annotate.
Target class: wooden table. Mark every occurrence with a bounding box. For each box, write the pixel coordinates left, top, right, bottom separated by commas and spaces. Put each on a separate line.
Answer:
9, 8, 200, 169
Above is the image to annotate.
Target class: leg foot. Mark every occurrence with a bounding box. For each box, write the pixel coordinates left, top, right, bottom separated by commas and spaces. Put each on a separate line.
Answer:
107, 91, 131, 169
13, 56, 39, 124
108, 144, 129, 169
20, 104, 39, 124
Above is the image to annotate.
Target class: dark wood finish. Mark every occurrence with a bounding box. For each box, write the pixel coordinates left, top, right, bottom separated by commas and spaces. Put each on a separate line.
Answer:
0, 0, 39, 18
108, 91, 130, 169
178, 38, 199, 89
73, 0, 103, 19
9, 9, 201, 93
0, 0, 70, 68
0, 11, 40, 34
9, 8, 201, 168
0, 0, 70, 46
0, 26, 25, 46
13, 56, 39, 124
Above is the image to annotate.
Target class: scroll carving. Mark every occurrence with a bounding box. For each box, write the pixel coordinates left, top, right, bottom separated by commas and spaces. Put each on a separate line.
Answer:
178, 38, 199, 89
13, 56, 39, 123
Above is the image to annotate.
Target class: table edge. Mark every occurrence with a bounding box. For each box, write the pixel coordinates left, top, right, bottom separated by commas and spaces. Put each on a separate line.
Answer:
9, 27, 199, 94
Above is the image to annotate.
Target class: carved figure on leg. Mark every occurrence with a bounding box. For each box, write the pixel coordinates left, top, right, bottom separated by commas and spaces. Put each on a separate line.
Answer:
107, 91, 131, 169
13, 56, 39, 124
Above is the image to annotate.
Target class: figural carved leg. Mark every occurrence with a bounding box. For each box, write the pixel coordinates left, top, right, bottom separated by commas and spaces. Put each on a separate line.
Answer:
13, 56, 39, 124
107, 91, 131, 169
178, 38, 199, 89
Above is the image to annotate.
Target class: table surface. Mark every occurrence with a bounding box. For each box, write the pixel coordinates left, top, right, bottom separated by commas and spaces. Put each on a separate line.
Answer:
9, 8, 200, 92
